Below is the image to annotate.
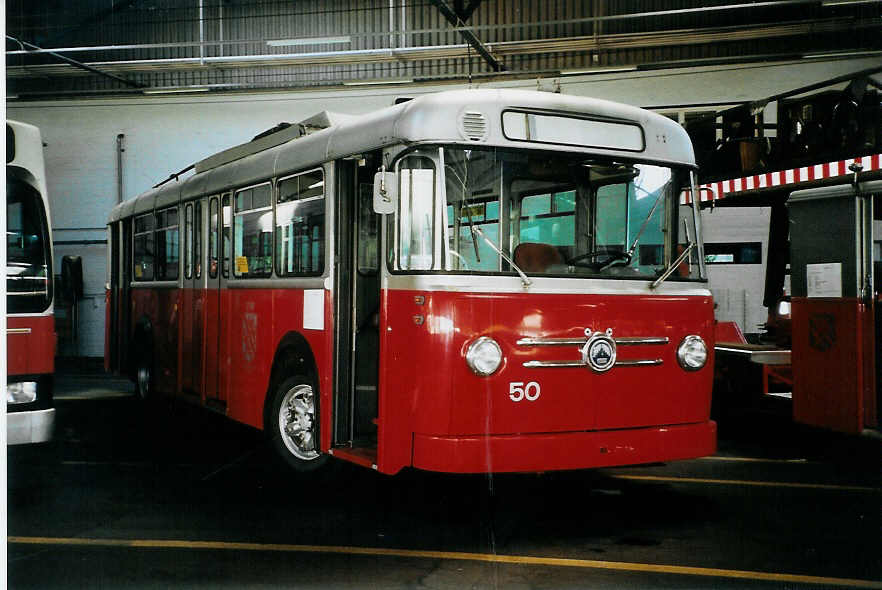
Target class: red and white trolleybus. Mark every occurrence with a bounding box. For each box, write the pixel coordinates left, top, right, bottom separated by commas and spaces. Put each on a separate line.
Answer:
6, 120, 56, 444
105, 89, 716, 474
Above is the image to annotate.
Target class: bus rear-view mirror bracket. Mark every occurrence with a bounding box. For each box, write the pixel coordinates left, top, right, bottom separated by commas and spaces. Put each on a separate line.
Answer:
373, 170, 397, 214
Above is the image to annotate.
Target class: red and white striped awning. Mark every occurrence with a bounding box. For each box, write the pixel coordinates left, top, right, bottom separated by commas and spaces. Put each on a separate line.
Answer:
681, 153, 882, 203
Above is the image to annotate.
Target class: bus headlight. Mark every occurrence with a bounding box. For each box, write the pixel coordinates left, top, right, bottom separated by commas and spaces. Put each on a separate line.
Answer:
465, 336, 503, 376
7, 381, 37, 404
677, 335, 707, 371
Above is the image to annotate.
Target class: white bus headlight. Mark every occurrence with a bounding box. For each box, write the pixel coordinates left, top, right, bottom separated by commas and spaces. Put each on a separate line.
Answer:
7, 381, 38, 404
677, 335, 707, 371
465, 336, 503, 376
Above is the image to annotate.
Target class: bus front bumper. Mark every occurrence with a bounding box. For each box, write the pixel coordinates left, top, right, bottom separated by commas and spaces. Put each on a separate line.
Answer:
7, 408, 55, 445
412, 421, 716, 473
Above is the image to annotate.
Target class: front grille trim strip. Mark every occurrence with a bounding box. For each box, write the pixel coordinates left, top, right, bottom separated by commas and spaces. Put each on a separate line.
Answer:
523, 358, 663, 369
517, 336, 669, 347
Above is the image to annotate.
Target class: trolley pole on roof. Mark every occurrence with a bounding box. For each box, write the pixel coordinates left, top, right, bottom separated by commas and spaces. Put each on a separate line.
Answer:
429, 0, 505, 72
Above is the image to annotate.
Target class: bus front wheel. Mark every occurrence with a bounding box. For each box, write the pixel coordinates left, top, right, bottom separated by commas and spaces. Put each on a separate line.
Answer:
268, 374, 328, 472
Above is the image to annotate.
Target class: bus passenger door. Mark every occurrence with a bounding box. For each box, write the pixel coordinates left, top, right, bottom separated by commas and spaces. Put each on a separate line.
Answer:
203, 196, 226, 406
333, 155, 382, 454
181, 201, 204, 396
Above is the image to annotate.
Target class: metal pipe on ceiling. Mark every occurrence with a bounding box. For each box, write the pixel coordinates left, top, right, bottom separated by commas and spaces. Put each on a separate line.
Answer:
7, 0, 860, 58
8, 17, 874, 78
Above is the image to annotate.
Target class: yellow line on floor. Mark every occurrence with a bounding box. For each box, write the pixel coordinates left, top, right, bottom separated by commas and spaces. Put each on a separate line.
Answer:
9, 536, 882, 589
699, 455, 809, 464
612, 474, 880, 493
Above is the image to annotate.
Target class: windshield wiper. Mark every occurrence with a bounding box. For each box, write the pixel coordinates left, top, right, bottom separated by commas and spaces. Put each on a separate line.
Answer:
445, 154, 482, 264
651, 219, 696, 289
621, 183, 667, 266
471, 226, 532, 288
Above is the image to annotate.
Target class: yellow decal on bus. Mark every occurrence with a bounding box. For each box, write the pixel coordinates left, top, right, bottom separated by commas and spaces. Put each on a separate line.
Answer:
236, 256, 249, 274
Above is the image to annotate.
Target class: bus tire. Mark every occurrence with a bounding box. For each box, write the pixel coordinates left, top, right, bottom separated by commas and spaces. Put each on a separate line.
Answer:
135, 352, 153, 402
268, 373, 328, 472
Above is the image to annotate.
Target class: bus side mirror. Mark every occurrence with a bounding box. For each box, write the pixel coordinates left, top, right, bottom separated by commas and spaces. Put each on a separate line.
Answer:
373, 171, 397, 215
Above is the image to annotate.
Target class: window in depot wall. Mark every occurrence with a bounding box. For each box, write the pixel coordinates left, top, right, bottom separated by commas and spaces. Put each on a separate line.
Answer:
133, 212, 155, 281
704, 242, 762, 264
276, 168, 325, 277
234, 183, 273, 278
155, 207, 180, 281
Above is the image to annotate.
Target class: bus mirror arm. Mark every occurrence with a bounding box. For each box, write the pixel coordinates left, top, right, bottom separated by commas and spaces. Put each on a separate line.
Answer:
373, 169, 397, 215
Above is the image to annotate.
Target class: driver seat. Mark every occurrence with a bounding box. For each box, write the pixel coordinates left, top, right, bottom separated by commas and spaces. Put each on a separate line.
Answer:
513, 242, 563, 273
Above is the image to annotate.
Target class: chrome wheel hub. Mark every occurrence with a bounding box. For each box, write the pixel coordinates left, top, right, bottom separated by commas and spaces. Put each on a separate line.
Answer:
137, 365, 150, 399
278, 383, 319, 461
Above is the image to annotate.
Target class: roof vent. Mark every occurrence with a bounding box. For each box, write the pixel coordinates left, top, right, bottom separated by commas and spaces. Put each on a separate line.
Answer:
459, 110, 488, 142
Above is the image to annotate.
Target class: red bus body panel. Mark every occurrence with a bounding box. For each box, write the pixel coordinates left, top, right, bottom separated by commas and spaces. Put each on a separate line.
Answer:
129, 281, 714, 474
8, 315, 55, 377
148, 287, 335, 433
376, 290, 716, 474
131, 289, 180, 394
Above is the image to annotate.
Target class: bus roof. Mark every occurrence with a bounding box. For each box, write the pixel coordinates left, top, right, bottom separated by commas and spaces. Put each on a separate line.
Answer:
109, 88, 695, 223
7, 119, 48, 203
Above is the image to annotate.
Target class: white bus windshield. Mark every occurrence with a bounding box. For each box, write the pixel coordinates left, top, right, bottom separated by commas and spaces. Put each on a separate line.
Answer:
6, 177, 52, 313
389, 146, 702, 281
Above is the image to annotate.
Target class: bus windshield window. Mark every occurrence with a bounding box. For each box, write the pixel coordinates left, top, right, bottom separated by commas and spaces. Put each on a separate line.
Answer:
396, 155, 436, 271
7, 177, 52, 313
389, 146, 700, 281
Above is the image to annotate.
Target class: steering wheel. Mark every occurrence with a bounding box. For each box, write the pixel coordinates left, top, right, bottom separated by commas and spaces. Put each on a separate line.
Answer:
566, 250, 631, 270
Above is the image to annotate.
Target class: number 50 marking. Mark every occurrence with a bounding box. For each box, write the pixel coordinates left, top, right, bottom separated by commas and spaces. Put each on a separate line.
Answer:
509, 381, 541, 402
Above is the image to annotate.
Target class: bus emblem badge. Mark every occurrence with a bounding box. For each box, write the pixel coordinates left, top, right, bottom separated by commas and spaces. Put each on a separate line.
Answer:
581, 329, 616, 373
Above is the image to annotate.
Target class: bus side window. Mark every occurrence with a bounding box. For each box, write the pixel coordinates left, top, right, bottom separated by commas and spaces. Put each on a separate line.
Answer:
276, 169, 325, 276
155, 207, 180, 281
194, 201, 202, 278
184, 203, 193, 279
233, 183, 273, 278
209, 197, 219, 278
133, 213, 155, 281
357, 181, 378, 273
222, 194, 231, 278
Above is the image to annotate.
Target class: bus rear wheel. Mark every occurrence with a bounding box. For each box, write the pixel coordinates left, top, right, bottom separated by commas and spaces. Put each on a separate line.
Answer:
135, 356, 153, 401
268, 374, 328, 472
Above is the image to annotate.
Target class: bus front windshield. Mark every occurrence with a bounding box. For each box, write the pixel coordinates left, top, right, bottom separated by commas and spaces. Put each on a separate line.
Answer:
6, 176, 52, 313
389, 146, 702, 281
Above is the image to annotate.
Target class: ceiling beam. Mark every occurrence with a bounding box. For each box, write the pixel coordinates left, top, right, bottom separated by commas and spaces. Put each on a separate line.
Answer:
428, 0, 505, 72
6, 35, 145, 88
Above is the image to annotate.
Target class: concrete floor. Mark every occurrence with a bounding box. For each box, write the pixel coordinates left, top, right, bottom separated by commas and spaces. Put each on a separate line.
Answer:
6, 370, 881, 589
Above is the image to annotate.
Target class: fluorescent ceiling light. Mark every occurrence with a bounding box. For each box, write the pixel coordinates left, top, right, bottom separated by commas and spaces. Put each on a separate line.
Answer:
561, 66, 637, 76
267, 36, 351, 47
143, 86, 211, 94
343, 79, 414, 86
